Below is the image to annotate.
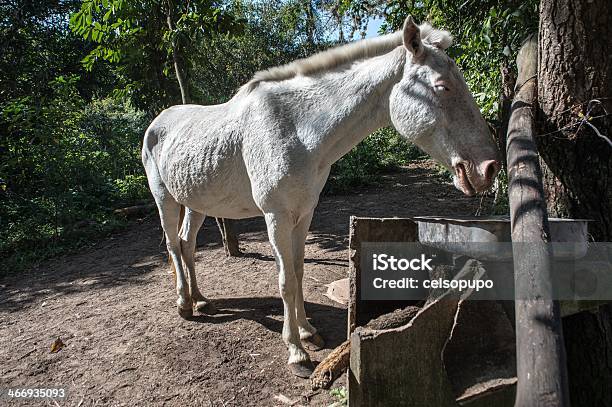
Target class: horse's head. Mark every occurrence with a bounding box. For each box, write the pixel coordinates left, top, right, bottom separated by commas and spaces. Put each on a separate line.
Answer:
389, 17, 500, 196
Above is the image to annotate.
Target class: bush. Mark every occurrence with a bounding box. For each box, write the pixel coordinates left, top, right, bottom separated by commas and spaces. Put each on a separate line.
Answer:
0, 76, 149, 273
325, 127, 426, 194
113, 175, 150, 204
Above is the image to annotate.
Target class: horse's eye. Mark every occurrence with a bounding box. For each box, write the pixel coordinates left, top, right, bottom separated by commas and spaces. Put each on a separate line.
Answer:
434, 84, 449, 92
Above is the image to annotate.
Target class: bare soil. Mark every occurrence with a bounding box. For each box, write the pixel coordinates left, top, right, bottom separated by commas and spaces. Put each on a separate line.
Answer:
0, 161, 491, 407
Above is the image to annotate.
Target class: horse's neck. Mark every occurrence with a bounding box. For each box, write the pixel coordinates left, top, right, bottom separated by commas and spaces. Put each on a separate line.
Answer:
303, 47, 406, 168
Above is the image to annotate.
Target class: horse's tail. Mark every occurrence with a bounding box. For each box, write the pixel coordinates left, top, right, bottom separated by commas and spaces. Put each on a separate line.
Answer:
168, 205, 185, 282
141, 125, 185, 284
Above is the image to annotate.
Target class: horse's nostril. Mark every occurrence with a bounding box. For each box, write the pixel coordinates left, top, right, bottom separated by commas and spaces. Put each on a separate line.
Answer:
483, 160, 500, 183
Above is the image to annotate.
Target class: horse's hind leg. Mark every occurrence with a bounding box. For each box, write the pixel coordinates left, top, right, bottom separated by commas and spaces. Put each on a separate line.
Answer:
179, 208, 217, 315
143, 153, 192, 319
155, 197, 193, 318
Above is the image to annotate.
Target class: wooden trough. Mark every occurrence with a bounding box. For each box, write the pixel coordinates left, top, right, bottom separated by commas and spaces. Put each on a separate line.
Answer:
347, 217, 517, 406
343, 216, 605, 406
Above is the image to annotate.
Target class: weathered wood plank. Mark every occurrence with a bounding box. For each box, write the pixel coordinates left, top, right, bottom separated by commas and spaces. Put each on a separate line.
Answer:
348, 216, 418, 333
348, 262, 495, 406
506, 35, 570, 407
349, 294, 460, 407
311, 306, 420, 390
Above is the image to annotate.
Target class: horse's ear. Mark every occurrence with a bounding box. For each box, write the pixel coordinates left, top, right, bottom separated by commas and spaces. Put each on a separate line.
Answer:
403, 16, 423, 57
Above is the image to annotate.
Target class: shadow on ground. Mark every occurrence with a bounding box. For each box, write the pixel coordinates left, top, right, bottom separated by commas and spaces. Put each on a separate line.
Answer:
189, 296, 346, 350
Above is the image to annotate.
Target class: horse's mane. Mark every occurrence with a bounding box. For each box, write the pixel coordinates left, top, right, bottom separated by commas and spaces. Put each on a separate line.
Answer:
238, 23, 452, 94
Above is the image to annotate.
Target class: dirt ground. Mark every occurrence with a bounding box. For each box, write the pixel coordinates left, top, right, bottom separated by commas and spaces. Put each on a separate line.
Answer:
0, 160, 492, 407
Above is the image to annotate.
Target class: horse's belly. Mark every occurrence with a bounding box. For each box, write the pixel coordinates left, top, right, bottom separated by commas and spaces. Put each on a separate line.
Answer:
177, 173, 261, 219
202, 201, 262, 219
187, 181, 261, 218
159, 136, 261, 217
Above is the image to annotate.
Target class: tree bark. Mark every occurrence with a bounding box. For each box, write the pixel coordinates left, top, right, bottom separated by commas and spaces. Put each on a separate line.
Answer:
497, 63, 515, 171
539, 1, 612, 405
304, 0, 316, 48
538, 0, 612, 241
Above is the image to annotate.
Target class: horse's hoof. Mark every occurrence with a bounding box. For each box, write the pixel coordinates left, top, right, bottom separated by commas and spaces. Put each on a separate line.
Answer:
177, 305, 193, 319
302, 333, 325, 351
194, 300, 218, 315
288, 360, 314, 378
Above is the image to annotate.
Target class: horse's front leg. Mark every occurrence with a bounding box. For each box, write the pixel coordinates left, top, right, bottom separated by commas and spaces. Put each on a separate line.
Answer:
292, 210, 325, 351
264, 212, 313, 378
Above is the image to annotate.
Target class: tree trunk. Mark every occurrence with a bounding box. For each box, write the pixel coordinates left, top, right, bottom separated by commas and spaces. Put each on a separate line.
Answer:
497, 63, 515, 171
165, 1, 240, 257
538, 0, 612, 241
538, 1, 612, 405
304, 0, 316, 48
330, 3, 344, 43
562, 304, 612, 407
165, 1, 191, 104
172, 52, 191, 104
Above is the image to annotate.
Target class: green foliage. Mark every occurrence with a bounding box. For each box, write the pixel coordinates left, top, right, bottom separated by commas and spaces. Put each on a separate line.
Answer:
113, 175, 150, 203
325, 127, 425, 194
191, 0, 320, 104
69, 0, 243, 113
0, 75, 148, 273
70, 0, 241, 68
491, 168, 510, 214
329, 386, 348, 407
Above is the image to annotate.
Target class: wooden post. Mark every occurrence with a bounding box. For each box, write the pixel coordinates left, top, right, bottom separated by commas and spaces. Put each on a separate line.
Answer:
216, 217, 241, 257
506, 36, 570, 407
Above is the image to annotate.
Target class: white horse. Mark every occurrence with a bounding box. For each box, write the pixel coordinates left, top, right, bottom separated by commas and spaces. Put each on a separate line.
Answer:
142, 16, 500, 377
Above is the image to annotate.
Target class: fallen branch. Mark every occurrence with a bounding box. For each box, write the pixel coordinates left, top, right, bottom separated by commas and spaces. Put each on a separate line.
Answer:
113, 203, 156, 217
311, 306, 420, 390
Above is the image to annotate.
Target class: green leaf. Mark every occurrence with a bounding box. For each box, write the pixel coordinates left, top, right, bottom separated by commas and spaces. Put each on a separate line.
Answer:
483, 34, 491, 47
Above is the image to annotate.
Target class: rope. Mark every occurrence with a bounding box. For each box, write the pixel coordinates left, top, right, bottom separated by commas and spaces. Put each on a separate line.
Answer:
514, 74, 537, 93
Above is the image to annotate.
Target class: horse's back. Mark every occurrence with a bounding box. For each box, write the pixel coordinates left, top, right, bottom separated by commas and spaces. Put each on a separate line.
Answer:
142, 95, 325, 218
